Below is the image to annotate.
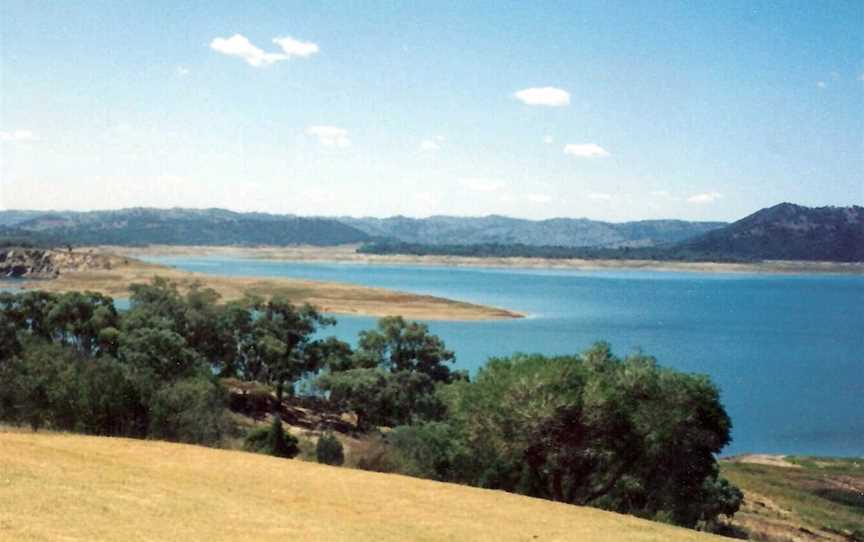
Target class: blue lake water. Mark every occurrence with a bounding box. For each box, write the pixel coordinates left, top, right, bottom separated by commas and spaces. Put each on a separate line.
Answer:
145, 256, 864, 458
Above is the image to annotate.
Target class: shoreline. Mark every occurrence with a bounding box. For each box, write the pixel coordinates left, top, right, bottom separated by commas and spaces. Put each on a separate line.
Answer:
11, 252, 523, 321
90, 244, 864, 275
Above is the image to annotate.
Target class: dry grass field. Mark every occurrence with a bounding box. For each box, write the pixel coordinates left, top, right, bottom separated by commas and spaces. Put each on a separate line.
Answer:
0, 430, 723, 542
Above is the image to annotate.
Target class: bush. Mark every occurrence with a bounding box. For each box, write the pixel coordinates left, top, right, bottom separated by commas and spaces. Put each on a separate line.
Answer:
148, 376, 231, 446
315, 433, 345, 466
244, 417, 299, 459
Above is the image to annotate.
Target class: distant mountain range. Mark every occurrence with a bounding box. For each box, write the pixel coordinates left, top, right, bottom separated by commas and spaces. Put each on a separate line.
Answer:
0, 203, 861, 262
0, 208, 725, 249
339, 215, 725, 248
0, 208, 370, 246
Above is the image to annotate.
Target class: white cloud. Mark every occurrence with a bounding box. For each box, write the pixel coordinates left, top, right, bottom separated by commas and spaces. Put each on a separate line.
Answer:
527, 193, 552, 203
0, 130, 38, 142
459, 178, 505, 192
816, 81, 827, 89
176, 66, 190, 77
306, 125, 351, 148
210, 34, 288, 67
588, 192, 612, 201
513, 87, 570, 107
543, 135, 554, 144
419, 139, 440, 152
687, 192, 722, 204
563, 143, 610, 158
273, 36, 319, 57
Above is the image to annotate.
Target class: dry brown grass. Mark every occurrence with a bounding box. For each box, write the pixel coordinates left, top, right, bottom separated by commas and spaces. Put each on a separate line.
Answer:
19, 253, 522, 321
0, 431, 723, 541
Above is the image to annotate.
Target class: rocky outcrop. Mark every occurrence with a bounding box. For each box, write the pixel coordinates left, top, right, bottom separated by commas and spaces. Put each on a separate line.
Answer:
0, 248, 113, 279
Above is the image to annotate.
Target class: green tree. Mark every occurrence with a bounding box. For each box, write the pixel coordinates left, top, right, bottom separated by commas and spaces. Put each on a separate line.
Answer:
119, 327, 203, 381
354, 316, 455, 382
243, 297, 335, 405
0, 312, 21, 361
433, 343, 741, 528
147, 375, 231, 446
47, 291, 118, 355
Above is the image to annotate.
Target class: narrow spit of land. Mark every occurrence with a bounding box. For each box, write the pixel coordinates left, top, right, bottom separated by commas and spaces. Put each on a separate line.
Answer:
93, 244, 864, 275
14, 251, 522, 321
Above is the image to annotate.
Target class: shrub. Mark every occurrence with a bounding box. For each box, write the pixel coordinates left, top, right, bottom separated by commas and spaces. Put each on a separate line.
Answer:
148, 376, 231, 446
244, 417, 299, 459
315, 433, 345, 466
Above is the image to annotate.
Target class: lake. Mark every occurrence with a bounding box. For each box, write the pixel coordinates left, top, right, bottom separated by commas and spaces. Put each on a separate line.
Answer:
29, 256, 864, 457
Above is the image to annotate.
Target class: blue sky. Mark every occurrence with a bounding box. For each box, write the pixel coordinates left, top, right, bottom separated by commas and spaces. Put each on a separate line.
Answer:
1, 0, 861, 221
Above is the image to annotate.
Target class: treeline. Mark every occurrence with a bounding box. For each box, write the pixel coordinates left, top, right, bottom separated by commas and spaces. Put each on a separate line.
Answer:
0, 280, 741, 531
357, 240, 758, 263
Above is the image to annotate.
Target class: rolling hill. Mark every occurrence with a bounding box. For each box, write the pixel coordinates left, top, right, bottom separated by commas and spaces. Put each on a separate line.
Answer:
0, 430, 723, 541
0, 209, 724, 249
676, 203, 864, 262
340, 215, 726, 248
0, 208, 371, 246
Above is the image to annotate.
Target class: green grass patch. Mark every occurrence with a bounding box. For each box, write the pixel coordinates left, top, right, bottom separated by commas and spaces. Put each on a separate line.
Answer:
721, 457, 864, 538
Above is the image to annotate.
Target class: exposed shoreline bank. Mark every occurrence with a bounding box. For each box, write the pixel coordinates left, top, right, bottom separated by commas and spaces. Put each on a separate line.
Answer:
9, 251, 523, 321
91, 244, 864, 275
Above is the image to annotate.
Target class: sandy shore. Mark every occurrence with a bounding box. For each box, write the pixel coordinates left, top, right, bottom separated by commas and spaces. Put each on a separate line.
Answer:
16, 253, 523, 321
91, 244, 864, 275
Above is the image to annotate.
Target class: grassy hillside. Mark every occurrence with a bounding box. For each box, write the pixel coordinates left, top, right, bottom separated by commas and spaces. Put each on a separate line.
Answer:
720, 456, 864, 541
0, 430, 724, 541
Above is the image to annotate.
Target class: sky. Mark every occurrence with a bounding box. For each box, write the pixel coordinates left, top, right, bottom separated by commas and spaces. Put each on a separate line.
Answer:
0, 1, 862, 222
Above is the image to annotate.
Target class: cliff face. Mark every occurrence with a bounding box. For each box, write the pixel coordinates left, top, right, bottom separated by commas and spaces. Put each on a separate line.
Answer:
0, 248, 113, 279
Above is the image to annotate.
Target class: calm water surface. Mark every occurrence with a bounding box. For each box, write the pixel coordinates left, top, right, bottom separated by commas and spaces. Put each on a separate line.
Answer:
130, 258, 864, 456
18, 257, 864, 456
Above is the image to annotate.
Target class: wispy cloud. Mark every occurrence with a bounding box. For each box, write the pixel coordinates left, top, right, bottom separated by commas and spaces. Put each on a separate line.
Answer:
816, 81, 827, 89
176, 66, 190, 77
514, 87, 570, 106
306, 125, 351, 147
273, 36, 319, 57
210, 34, 287, 67
459, 178, 505, 192
563, 143, 610, 158
687, 192, 722, 204
419, 139, 440, 152
0, 130, 38, 142
210, 33, 319, 67
543, 135, 554, 145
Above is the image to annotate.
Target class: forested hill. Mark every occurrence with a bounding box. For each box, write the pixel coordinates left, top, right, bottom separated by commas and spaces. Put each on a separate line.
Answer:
340, 215, 725, 248
359, 204, 864, 263
676, 203, 864, 262
0, 208, 724, 248
1, 204, 860, 261
0, 208, 371, 246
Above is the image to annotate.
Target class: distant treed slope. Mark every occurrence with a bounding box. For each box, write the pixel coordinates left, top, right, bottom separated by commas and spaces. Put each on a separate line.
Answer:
0, 208, 371, 246
340, 215, 726, 247
677, 203, 864, 262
